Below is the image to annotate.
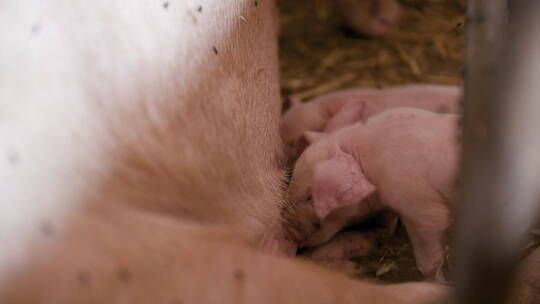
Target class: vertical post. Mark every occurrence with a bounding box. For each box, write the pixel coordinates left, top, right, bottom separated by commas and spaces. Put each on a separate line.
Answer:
455, 1, 540, 304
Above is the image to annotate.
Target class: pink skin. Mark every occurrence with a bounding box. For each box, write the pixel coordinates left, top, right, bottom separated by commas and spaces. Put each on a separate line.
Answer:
287, 107, 461, 282
301, 231, 375, 276
302, 230, 375, 261
335, 0, 402, 37
280, 85, 462, 157
311, 260, 359, 276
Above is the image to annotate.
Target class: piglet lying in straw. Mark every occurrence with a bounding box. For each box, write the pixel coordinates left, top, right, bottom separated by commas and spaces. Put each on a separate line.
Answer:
335, 0, 401, 37
285, 107, 461, 282
280, 84, 461, 157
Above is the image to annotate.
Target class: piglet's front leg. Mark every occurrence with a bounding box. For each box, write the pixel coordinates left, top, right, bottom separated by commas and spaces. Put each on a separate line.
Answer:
303, 230, 376, 260
301, 231, 375, 277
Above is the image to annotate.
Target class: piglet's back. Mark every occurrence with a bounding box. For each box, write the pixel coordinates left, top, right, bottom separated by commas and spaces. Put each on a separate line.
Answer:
356, 108, 460, 203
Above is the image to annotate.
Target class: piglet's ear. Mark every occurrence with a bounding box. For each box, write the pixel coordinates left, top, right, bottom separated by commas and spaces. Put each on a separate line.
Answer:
311, 150, 375, 220
295, 131, 324, 155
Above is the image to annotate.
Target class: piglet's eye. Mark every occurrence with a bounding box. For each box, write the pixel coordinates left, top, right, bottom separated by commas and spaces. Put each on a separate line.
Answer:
306, 195, 312, 201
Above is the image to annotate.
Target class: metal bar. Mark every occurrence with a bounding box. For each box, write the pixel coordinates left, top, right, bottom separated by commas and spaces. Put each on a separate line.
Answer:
455, 1, 540, 304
